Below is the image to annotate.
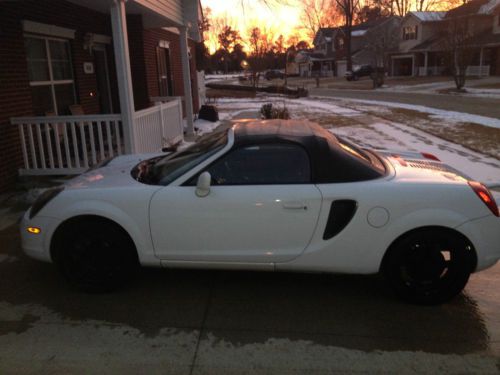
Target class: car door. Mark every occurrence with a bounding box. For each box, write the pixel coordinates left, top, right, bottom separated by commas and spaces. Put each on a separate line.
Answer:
149, 142, 322, 263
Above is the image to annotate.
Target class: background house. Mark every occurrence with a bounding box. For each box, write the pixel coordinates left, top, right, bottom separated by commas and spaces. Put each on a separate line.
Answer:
311, 27, 338, 76
0, 0, 204, 193
390, 11, 446, 76
389, 0, 500, 77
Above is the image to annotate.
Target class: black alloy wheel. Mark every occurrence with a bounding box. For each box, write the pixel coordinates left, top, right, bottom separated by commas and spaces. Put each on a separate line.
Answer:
382, 228, 475, 305
52, 218, 139, 292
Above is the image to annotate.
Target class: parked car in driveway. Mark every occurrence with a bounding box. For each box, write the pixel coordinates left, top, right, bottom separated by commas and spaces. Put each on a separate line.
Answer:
265, 70, 285, 80
345, 65, 373, 81
21, 120, 500, 304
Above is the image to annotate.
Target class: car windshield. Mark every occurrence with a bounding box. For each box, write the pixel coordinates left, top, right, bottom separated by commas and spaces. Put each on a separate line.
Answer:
135, 130, 228, 185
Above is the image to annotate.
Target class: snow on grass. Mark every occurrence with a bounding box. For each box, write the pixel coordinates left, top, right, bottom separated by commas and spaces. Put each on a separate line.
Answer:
313, 96, 500, 129
459, 88, 500, 99
194, 118, 221, 135
205, 74, 241, 82
331, 121, 500, 188
293, 98, 360, 116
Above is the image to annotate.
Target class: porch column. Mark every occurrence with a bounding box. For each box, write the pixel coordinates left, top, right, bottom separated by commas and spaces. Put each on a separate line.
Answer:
179, 26, 194, 137
110, 0, 135, 153
424, 52, 428, 76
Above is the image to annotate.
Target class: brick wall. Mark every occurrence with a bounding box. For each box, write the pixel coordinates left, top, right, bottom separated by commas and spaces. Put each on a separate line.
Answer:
0, 0, 113, 193
142, 28, 200, 113
0, 0, 201, 193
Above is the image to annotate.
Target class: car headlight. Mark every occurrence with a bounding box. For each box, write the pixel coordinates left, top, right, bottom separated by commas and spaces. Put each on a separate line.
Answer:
29, 187, 64, 219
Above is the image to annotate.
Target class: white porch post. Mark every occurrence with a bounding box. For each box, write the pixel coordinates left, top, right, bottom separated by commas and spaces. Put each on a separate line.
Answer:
179, 26, 194, 137
110, 0, 136, 153
424, 52, 428, 76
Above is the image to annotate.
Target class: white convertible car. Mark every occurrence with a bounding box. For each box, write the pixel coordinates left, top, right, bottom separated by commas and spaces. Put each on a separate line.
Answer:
21, 120, 500, 304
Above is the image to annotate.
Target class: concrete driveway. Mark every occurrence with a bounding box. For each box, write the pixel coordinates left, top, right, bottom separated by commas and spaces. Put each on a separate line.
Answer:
1, 220, 500, 374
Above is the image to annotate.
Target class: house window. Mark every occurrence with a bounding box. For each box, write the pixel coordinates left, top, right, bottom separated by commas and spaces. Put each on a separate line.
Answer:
24, 36, 75, 115
402, 26, 418, 41
338, 38, 344, 49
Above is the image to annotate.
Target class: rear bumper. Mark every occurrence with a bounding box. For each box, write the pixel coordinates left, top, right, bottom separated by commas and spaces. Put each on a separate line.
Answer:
456, 215, 500, 271
20, 211, 61, 263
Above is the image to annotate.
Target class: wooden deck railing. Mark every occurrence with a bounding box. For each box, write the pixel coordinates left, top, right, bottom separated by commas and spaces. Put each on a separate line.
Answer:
11, 114, 123, 176
12, 99, 184, 176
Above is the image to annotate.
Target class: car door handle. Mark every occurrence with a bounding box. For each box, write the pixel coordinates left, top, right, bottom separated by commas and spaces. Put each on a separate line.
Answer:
283, 201, 307, 210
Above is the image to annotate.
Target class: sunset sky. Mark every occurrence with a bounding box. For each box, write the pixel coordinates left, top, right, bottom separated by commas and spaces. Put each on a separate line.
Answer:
201, 0, 307, 52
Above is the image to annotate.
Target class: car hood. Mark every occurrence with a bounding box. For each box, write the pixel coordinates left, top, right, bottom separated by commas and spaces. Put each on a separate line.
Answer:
65, 152, 166, 190
377, 149, 472, 185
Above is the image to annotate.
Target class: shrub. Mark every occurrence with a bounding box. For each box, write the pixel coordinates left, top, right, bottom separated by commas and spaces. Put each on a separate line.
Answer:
260, 103, 290, 119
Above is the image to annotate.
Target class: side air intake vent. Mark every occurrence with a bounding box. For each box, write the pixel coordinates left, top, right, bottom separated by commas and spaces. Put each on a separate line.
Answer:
323, 200, 358, 240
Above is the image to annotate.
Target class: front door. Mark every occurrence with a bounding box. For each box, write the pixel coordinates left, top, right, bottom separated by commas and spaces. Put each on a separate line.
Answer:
156, 46, 173, 96
93, 45, 113, 113
149, 143, 323, 263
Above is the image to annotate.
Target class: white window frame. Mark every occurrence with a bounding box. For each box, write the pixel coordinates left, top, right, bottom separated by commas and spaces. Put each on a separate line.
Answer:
402, 26, 418, 41
24, 34, 76, 115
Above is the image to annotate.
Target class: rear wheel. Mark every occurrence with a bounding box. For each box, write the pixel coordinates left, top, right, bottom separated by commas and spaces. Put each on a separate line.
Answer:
52, 218, 139, 292
382, 228, 475, 305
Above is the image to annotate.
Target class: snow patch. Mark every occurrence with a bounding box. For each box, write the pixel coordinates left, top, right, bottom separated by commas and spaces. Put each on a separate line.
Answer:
317, 96, 500, 129
331, 121, 500, 187
195, 119, 221, 135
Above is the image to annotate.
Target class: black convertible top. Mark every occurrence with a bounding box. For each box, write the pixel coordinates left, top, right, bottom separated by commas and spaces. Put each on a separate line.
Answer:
233, 120, 384, 183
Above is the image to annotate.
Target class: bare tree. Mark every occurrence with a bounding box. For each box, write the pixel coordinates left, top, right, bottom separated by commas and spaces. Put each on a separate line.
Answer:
300, 0, 342, 40
248, 27, 268, 88
334, 0, 360, 71
364, 17, 401, 87
217, 26, 242, 73
416, 0, 468, 12
391, 0, 412, 16
439, 13, 477, 90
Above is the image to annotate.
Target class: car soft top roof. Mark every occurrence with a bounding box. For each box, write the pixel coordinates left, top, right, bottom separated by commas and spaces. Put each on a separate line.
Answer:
232, 120, 384, 183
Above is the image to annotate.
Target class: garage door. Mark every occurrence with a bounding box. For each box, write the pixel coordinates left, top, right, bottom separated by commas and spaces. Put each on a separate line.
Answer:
336, 61, 347, 77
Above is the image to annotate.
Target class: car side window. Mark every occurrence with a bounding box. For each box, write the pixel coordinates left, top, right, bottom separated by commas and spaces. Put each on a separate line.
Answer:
206, 143, 311, 185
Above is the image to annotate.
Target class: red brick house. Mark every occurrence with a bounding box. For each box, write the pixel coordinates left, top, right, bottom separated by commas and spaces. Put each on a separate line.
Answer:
0, 0, 204, 192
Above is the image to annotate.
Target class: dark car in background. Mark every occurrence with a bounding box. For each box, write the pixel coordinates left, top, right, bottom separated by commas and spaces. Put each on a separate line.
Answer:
345, 65, 373, 81
265, 70, 285, 80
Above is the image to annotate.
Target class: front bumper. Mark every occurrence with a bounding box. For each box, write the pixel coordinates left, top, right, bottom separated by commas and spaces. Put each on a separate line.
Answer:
456, 214, 500, 271
20, 210, 61, 262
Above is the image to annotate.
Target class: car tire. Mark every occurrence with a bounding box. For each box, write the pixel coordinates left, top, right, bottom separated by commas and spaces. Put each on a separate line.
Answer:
381, 228, 475, 305
52, 218, 139, 292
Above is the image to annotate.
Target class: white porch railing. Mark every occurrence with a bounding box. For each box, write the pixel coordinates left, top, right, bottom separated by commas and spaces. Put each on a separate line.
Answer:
466, 65, 490, 76
133, 97, 183, 153
11, 114, 123, 176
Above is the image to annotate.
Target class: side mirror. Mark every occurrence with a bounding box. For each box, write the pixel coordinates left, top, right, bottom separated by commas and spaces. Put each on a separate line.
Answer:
195, 172, 211, 197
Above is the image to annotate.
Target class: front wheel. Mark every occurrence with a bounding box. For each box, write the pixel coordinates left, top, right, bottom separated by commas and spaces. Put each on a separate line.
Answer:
52, 218, 139, 292
381, 228, 475, 305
